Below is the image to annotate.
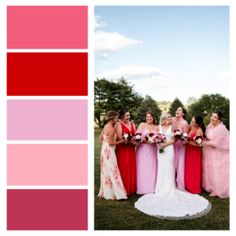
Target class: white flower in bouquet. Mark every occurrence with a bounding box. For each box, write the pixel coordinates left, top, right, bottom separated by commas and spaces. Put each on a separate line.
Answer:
194, 135, 204, 145
173, 129, 182, 140
182, 132, 189, 141
145, 133, 155, 144
133, 133, 142, 142
122, 133, 130, 141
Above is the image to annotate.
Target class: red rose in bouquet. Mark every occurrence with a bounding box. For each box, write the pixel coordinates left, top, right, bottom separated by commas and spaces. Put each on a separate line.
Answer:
122, 133, 132, 142
181, 132, 189, 142
155, 133, 167, 144
132, 133, 142, 142
173, 129, 182, 140
145, 133, 156, 144
194, 135, 204, 145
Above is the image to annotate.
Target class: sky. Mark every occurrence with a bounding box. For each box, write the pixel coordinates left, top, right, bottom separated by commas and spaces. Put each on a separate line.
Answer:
94, 6, 229, 104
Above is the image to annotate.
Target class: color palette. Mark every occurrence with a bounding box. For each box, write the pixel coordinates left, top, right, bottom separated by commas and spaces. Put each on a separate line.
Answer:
7, 144, 88, 185
7, 53, 88, 96
7, 190, 88, 230
7, 100, 88, 140
7, 6, 88, 49
7, 5, 88, 230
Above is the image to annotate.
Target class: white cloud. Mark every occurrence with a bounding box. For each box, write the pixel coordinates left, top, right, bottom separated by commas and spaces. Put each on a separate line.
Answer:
98, 65, 164, 80
95, 31, 143, 58
97, 65, 171, 93
95, 15, 143, 58
95, 15, 106, 30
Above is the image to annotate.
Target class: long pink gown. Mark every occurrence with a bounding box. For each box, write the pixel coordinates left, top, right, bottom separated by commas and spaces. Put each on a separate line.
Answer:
202, 123, 229, 198
136, 127, 157, 194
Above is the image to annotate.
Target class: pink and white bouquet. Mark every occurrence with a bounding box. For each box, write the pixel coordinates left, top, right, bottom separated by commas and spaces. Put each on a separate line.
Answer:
155, 133, 167, 144
181, 132, 189, 142
194, 135, 204, 145
145, 133, 156, 144
132, 133, 142, 142
173, 129, 182, 140
122, 133, 132, 142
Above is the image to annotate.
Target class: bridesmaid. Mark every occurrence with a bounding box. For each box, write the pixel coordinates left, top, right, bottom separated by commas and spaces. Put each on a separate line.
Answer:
172, 107, 189, 191
115, 109, 137, 195
136, 111, 158, 194
202, 111, 229, 198
98, 111, 127, 200
185, 116, 205, 194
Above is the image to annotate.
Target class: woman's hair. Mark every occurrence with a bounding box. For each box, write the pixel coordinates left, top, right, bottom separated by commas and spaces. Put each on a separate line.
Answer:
194, 115, 206, 136
106, 111, 118, 121
160, 112, 171, 125
178, 106, 187, 119
145, 111, 157, 125
119, 108, 130, 119
213, 111, 223, 121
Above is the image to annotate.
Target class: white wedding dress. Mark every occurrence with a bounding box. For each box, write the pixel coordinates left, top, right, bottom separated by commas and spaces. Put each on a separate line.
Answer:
135, 125, 211, 219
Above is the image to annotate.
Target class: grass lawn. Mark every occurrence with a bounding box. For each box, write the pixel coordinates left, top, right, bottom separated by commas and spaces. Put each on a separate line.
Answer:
94, 128, 229, 230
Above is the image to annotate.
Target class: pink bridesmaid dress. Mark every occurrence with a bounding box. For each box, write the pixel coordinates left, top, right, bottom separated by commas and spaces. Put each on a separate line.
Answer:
136, 127, 157, 194
202, 123, 229, 198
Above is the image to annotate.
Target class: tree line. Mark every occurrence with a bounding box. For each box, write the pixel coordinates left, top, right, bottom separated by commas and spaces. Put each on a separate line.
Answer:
95, 78, 229, 129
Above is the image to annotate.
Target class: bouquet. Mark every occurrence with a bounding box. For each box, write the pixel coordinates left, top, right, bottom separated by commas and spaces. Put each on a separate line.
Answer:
181, 132, 189, 142
173, 129, 182, 140
155, 133, 167, 144
122, 133, 132, 142
194, 135, 204, 145
145, 133, 156, 144
132, 133, 142, 142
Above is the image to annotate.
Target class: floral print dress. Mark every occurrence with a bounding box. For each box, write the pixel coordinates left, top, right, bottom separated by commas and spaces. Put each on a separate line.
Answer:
98, 135, 127, 200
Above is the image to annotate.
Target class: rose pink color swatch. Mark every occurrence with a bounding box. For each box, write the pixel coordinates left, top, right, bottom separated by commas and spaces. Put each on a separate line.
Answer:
7, 6, 88, 49
7, 100, 87, 140
7, 189, 88, 230
7, 144, 87, 185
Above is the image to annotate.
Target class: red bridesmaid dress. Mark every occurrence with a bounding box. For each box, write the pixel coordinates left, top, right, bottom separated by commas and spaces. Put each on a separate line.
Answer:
116, 122, 137, 195
185, 129, 202, 194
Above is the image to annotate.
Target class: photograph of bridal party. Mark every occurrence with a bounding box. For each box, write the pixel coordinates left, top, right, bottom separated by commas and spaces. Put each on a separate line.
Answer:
94, 6, 229, 230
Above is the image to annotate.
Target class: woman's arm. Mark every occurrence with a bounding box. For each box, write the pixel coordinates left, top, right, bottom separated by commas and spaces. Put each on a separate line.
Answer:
109, 127, 125, 146
159, 138, 175, 148
115, 122, 123, 140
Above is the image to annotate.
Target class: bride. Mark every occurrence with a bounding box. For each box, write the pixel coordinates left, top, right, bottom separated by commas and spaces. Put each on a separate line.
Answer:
135, 112, 211, 219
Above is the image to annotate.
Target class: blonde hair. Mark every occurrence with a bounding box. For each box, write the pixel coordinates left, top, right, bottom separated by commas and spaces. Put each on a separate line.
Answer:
159, 112, 171, 125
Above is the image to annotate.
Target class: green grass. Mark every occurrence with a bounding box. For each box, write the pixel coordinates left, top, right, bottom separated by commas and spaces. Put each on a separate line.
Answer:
94, 128, 229, 230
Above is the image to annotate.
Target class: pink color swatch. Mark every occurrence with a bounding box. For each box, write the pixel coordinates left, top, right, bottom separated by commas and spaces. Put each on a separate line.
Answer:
7, 6, 88, 49
7, 144, 87, 185
7, 100, 87, 140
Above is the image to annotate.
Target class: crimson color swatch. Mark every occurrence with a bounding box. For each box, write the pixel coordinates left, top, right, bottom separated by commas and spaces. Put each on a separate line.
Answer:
7, 189, 88, 230
7, 53, 88, 96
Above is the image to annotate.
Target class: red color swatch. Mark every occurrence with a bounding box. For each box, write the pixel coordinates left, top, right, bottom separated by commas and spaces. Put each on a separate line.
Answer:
7, 189, 88, 230
7, 53, 88, 96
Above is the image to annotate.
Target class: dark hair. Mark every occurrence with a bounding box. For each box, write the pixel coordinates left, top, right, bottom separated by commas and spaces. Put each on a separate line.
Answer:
213, 111, 223, 121
145, 111, 157, 125
178, 106, 187, 119
194, 116, 205, 136
106, 111, 118, 121
119, 108, 130, 119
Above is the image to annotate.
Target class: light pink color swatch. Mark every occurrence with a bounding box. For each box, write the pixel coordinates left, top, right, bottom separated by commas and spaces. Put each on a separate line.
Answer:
7, 144, 87, 185
7, 100, 87, 140
7, 6, 88, 49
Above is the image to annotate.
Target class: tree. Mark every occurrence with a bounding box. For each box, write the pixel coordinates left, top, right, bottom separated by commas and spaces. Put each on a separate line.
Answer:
187, 94, 230, 129
134, 95, 162, 125
169, 98, 184, 117
94, 78, 143, 127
